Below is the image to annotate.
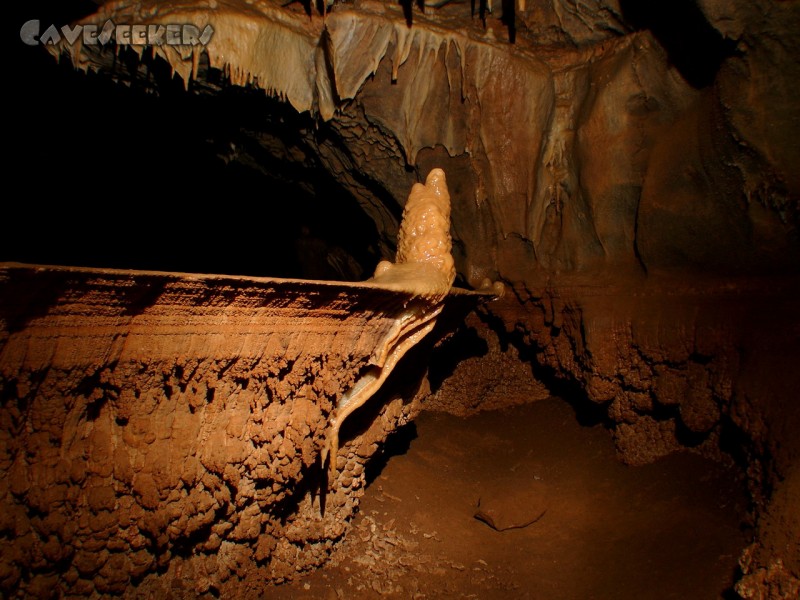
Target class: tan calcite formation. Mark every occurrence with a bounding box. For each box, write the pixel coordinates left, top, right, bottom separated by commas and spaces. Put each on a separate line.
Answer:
0, 170, 481, 596
63, 0, 326, 112
323, 168, 456, 475
373, 168, 456, 291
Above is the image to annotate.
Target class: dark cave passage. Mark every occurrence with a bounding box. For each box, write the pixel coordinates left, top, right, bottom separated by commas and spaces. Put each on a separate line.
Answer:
618, 0, 738, 89
8, 38, 382, 280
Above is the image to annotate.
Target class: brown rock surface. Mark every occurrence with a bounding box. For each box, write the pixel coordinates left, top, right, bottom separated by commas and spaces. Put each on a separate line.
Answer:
0, 265, 417, 595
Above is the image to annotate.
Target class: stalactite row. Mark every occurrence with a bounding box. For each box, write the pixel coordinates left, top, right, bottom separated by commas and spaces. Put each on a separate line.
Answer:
285, 0, 517, 43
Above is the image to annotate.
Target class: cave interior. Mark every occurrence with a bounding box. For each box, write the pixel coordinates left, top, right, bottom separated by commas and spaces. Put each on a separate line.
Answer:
3, 0, 799, 598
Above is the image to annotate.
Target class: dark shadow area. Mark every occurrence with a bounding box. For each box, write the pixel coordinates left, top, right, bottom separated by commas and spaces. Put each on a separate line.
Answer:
400, 0, 414, 27
477, 307, 610, 428
426, 325, 489, 393
0, 268, 68, 334
7, 2, 381, 279
364, 421, 418, 486
501, 0, 516, 43
619, 0, 737, 88
11, 0, 99, 27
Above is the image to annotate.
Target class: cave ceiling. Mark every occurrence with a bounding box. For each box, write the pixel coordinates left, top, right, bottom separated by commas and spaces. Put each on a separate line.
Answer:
17, 0, 796, 285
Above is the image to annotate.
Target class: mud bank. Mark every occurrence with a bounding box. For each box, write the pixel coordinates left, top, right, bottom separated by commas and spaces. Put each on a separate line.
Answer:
485, 276, 800, 597
0, 266, 420, 595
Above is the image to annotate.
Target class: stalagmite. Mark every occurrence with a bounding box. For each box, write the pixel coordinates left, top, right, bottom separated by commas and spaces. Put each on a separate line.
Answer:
322, 168, 457, 476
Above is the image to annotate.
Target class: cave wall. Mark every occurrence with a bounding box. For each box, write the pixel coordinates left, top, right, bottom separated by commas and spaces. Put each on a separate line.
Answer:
317, 3, 798, 282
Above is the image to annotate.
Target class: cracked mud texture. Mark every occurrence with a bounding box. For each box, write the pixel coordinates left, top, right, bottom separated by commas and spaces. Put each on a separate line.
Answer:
0, 265, 446, 596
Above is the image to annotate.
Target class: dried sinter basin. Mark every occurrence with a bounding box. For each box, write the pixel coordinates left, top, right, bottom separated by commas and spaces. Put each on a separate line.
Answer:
0, 170, 501, 597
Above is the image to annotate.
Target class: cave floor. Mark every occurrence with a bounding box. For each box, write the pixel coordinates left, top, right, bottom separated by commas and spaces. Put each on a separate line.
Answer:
277, 398, 749, 599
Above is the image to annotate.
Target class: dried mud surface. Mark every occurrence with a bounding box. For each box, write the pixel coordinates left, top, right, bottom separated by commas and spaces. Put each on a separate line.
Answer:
492, 277, 800, 597
277, 398, 750, 599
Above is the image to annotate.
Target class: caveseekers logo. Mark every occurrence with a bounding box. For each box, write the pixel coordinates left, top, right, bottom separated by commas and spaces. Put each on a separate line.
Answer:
20, 19, 214, 47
